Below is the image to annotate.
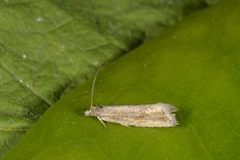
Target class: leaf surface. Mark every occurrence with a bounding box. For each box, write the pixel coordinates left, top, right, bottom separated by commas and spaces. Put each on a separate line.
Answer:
0, 0, 208, 157
3, 0, 240, 159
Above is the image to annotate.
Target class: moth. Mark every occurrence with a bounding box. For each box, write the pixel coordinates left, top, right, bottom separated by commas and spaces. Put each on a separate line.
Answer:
84, 103, 178, 127
84, 70, 178, 127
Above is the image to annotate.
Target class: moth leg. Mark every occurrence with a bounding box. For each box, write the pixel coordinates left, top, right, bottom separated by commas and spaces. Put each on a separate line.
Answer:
121, 123, 130, 128
97, 116, 106, 128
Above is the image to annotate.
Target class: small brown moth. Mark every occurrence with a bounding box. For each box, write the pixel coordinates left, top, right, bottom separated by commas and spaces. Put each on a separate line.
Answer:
84, 70, 178, 127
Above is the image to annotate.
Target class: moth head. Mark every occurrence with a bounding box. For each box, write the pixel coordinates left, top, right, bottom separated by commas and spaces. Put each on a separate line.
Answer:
84, 110, 91, 116
84, 106, 103, 116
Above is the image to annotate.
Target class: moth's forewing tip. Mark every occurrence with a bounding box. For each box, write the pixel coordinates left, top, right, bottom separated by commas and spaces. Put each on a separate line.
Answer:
168, 105, 178, 112
169, 113, 179, 127
173, 120, 179, 126
157, 102, 178, 112
166, 121, 178, 127
172, 115, 179, 126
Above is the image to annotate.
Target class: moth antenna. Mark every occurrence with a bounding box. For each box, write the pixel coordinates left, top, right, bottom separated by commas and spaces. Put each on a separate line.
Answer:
91, 69, 100, 108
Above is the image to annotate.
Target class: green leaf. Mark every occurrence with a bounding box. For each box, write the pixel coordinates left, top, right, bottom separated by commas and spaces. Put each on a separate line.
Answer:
0, 0, 209, 157
4, 0, 240, 159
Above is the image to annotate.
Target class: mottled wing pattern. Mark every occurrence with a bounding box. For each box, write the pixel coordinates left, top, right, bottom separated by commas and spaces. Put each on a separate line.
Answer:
84, 103, 178, 127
